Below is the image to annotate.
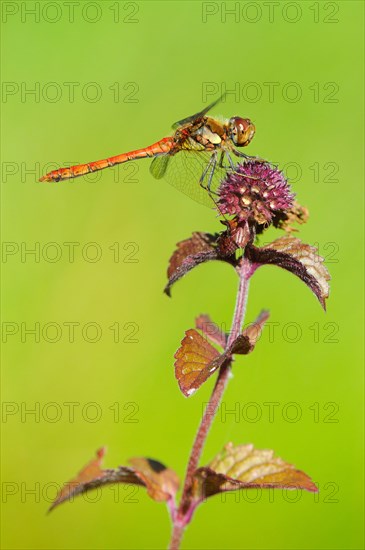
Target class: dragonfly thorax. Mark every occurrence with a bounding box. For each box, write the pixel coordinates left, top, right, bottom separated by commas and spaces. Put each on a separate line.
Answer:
197, 125, 223, 146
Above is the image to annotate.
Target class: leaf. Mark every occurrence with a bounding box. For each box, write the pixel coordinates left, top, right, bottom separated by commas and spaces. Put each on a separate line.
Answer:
165, 232, 218, 296
128, 457, 179, 502
222, 310, 270, 356
217, 218, 252, 253
195, 314, 227, 349
231, 310, 270, 354
174, 329, 226, 397
246, 236, 330, 309
49, 448, 179, 512
273, 201, 309, 232
176, 312, 269, 397
165, 232, 237, 296
49, 447, 138, 511
193, 443, 318, 501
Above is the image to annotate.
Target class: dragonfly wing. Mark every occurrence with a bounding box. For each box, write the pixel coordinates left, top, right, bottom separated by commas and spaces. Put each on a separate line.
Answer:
154, 148, 230, 207
172, 94, 226, 129
150, 155, 170, 179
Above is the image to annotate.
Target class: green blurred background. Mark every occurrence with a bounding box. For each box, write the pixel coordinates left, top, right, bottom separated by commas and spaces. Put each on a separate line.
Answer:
1, 1, 364, 548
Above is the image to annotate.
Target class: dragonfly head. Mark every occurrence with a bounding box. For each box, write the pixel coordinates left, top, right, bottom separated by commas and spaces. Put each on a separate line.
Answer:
228, 117, 255, 147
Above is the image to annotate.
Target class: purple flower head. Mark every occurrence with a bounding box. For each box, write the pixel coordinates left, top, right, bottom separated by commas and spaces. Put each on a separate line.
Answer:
218, 161, 295, 227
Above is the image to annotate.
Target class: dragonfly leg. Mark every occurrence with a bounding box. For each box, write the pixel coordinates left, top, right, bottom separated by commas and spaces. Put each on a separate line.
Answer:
218, 150, 225, 168
199, 154, 214, 186
199, 152, 219, 202
206, 153, 218, 194
198, 151, 229, 217
206, 152, 229, 218
224, 151, 236, 171
232, 149, 264, 162
223, 150, 258, 178
230, 148, 265, 180
218, 150, 236, 172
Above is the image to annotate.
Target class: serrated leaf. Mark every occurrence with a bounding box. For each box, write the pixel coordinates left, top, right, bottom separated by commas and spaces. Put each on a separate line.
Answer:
49, 448, 179, 512
195, 314, 227, 349
174, 329, 225, 397
176, 312, 269, 397
246, 236, 330, 309
193, 443, 318, 501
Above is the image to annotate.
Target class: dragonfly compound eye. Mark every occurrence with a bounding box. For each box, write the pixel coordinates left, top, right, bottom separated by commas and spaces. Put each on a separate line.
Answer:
229, 117, 255, 147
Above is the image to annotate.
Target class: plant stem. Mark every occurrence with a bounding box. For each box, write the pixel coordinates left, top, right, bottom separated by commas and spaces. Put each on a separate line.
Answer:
169, 524, 185, 550
169, 257, 251, 550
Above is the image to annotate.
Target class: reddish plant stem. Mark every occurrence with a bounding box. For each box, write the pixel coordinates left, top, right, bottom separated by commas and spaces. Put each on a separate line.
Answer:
169, 257, 251, 550
169, 523, 185, 550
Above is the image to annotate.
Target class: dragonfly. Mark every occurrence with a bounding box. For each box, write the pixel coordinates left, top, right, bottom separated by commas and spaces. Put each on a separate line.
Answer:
40, 96, 257, 206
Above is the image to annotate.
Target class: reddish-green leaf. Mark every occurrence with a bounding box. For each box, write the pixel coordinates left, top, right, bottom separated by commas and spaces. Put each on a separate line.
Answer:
165, 232, 218, 296
164, 232, 239, 296
174, 329, 226, 397
193, 443, 318, 501
49, 448, 179, 512
231, 310, 270, 354
216, 218, 252, 254
246, 236, 330, 309
175, 312, 269, 397
128, 457, 179, 502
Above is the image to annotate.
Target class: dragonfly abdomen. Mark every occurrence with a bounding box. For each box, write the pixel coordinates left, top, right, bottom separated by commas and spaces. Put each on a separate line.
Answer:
39, 137, 174, 182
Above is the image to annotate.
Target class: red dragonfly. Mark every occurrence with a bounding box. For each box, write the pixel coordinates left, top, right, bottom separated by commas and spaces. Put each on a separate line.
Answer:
40, 96, 257, 206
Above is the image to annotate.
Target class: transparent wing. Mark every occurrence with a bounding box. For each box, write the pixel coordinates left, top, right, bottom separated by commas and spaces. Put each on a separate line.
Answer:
149, 146, 232, 208
150, 155, 170, 179
172, 94, 226, 129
